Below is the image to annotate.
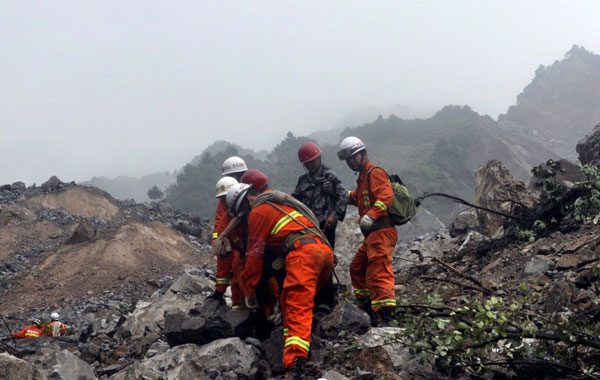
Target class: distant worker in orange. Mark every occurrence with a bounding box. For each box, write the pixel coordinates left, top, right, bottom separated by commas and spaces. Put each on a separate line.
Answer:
338, 136, 397, 327
42, 312, 68, 336
209, 175, 240, 303
227, 182, 334, 379
11, 319, 42, 339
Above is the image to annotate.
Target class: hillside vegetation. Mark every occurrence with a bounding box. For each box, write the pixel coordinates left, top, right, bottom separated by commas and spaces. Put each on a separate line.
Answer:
165, 106, 554, 225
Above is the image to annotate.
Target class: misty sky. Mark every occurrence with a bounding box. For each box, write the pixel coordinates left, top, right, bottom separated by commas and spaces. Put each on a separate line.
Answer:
1, 1, 600, 185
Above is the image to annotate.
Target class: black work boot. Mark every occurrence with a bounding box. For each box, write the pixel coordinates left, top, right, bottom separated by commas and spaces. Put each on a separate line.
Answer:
380, 307, 397, 327
358, 298, 380, 327
286, 356, 306, 379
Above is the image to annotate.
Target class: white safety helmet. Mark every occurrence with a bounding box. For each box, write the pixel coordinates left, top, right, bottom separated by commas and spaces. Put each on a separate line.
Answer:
215, 176, 238, 198
50, 312, 60, 320
226, 183, 252, 215
337, 136, 366, 160
221, 156, 248, 176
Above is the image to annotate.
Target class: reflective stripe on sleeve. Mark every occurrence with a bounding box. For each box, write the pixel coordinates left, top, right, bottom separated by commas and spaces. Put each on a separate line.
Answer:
374, 200, 387, 212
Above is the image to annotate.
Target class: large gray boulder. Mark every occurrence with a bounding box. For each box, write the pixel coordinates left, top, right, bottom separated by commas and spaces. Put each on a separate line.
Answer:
577, 123, 600, 168
317, 301, 371, 338
164, 298, 251, 347
32, 350, 97, 380
121, 291, 197, 339
0, 353, 34, 380
114, 339, 257, 380
474, 160, 534, 237
168, 267, 214, 295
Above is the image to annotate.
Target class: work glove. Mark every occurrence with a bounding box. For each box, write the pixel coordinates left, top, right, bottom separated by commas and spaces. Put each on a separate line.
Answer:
245, 294, 259, 311
210, 237, 224, 256
322, 178, 334, 195
359, 215, 374, 233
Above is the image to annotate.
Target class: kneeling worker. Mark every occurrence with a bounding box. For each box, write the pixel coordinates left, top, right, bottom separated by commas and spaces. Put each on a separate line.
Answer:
226, 183, 334, 380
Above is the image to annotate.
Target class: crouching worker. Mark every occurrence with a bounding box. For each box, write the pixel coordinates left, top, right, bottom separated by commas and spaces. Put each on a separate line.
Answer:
226, 183, 334, 380
42, 312, 68, 337
11, 319, 42, 339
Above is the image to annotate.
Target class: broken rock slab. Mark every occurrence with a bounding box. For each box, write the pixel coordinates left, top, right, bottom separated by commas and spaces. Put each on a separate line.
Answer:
32, 350, 97, 380
318, 301, 371, 338
121, 291, 197, 339
320, 369, 350, 380
576, 122, 600, 167
168, 267, 214, 295
0, 353, 34, 380
164, 298, 251, 348
129, 339, 257, 380
524, 256, 552, 275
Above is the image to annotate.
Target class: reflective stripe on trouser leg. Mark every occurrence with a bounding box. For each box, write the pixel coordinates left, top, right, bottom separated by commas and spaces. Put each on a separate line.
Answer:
372, 298, 397, 308
364, 227, 398, 311
285, 335, 310, 352
281, 242, 333, 369
216, 254, 234, 293
350, 241, 369, 300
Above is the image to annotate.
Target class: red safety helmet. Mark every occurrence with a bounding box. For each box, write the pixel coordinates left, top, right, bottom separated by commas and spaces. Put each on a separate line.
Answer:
298, 142, 322, 163
241, 169, 269, 192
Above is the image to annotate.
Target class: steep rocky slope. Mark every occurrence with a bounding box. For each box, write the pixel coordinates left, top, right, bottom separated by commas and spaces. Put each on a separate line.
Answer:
499, 45, 600, 161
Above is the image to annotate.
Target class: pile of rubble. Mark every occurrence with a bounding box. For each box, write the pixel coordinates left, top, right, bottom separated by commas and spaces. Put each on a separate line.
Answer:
3, 125, 600, 379
0, 176, 213, 314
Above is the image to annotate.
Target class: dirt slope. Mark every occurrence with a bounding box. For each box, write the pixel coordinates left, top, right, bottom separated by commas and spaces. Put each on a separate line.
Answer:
0, 179, 212, 314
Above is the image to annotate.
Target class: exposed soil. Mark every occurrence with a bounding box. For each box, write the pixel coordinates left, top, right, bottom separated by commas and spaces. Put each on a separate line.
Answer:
25, 187, 120, 220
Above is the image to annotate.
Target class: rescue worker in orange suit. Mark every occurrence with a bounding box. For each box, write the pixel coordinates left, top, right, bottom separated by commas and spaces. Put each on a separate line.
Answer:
42, 312, 68, 336
337, 136, 397, 327
226, 183, 334, 379
212, 156, 248, 246
209, 175, 241, 303
11, 319, 42, 339
239, 169, 280, 318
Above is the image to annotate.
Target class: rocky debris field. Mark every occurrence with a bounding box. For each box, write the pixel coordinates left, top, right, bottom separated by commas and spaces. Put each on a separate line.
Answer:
3, 127, 600, 380
0, 176, 213, 314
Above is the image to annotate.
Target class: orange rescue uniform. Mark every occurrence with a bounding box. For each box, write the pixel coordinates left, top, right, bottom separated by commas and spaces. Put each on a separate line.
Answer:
213, 199, 235, 294
348, 161, 398, 311
242, 201, 334, 369
217, 208, 247, 308
41, 321, 68, 336
12, 324, 42, 339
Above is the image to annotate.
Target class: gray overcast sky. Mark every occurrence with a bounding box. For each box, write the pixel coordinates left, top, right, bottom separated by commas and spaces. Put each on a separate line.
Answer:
1, 1, 600, 185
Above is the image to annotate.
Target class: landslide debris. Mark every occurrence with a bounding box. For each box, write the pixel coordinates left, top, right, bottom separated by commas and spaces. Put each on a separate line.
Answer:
0, 176, 212, 314
3, 152, 600, 380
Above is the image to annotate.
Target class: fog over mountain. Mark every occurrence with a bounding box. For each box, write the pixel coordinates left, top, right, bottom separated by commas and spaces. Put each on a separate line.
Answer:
2, 2, 600, 185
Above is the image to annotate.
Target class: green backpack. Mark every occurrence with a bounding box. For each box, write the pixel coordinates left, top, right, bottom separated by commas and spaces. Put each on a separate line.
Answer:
368, 167, 417, 225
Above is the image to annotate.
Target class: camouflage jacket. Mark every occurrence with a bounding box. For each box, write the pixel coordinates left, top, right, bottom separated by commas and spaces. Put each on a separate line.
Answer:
292, 165, 347, 225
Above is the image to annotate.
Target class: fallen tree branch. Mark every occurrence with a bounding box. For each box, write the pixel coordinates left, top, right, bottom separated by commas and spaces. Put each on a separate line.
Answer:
430, 257, 494, 294
420, 275, 492, 294
452, 330, 600, 352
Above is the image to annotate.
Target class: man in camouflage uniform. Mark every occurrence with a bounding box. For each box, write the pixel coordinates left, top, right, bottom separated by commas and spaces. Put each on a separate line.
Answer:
292, 142, 347, 309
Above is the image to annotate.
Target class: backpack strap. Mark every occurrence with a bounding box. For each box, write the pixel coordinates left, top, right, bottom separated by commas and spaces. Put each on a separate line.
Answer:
366, 166, 389, 195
